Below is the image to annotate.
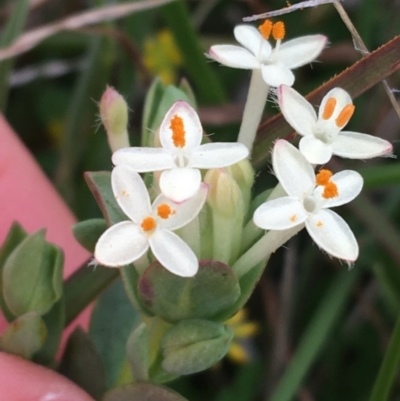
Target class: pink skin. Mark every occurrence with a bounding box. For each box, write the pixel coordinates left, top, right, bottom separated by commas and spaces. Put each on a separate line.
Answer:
0, 116, 93, 399
0, 352, 95, 401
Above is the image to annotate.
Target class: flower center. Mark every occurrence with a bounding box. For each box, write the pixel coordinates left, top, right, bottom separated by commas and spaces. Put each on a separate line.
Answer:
303, 196, 317, 213
157, 203, 176, 219
335, 104, 355, 128
141, 216, 157, 232
170, 114, 186, 148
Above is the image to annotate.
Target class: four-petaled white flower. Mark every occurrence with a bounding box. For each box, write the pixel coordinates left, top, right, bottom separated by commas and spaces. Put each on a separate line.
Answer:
112, 101, 249, 203
94, 165, 208, 277
279, 85, 394, 164
253, 140, 363, 263
208, 21, 327, 87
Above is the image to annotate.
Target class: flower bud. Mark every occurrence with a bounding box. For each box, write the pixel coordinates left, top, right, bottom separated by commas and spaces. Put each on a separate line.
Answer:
225, 159, 255, 212
99, 86, 130, 152
204, 169, 245, 265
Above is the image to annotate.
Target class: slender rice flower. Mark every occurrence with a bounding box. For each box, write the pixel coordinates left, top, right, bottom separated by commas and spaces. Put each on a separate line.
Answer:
94, 165, 208, 277
253, 140, 363, 263
279, 85, 394, 164
112, 101, 249, 203
208, 21, 327, 87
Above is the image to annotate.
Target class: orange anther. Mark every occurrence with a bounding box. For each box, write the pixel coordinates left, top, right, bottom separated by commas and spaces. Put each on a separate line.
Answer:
322, 97, 337, 120
335, 104, 355, 128
258, 20, 273, 40
170, 114, 186, 147
322, 182, 339, 199
272, 21, 285, 41
317, 221, 323, 227
316, 169, 333, 186
141, 217, 156, 232
157, 203, 175, 219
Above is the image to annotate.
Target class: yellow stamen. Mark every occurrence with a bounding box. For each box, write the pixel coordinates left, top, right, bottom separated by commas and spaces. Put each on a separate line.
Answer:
322, 97, 337, 120
141, 217, 157, 232
258, 20, 273, 40
157, 203, 175, 219
317, 221, 323, 227
272, 21, 285, 41
335, 104, 355, 128
323, 182, 339, 199
316, 169, 333, 186
227, 343, 249, 364
170, 114, 186, 147
290, 214, 297, 222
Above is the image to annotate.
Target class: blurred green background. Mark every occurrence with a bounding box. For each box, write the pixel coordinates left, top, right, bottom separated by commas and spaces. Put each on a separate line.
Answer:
1, 0, 400, 400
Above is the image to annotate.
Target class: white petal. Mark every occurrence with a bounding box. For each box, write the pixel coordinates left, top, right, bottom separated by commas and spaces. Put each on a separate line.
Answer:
253, 196, 308, 230
95, 221, 149, 267
332, 131, 394, 159
159, 101, 203, 151
273, 140, 315, 198
277, 35, 327, 69
159, 168, 202, 203
233, 25, 272, 58
112, 147, 175, 171
149, 229, 198, 277
208, 45, 260, 69
278, 85, 317, 137
318, 88, 352, 122
319, 170, 363, 208
261, 63, 294, 87
306, 209, 358, 262
112, 165, 151, 223
299, 136, 333, 164
189, 142, 249, 169
152, 183, 208, 230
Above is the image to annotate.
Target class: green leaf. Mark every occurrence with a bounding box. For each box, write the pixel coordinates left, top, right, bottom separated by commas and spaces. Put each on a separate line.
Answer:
84, 171, 126, 225
161, 0, 226, 105
269, 268, 359, 401
2, 230, 63, 316
253, 34, 400, 169
178, 78, 197, 109
73, 218, 108, 253
120, 264, 146, 313
0, 222, 28, 321
142, 77, 166, 147
64, 264, 119, 326
34, 298, 65, 366
161, 319, 233, 375
138, 260, 240, 322
126, 322, 150, 382
103, 383, 188, 401
368, 313, 400, 401
0, 0, 29, 110
0, 312, 47, 359
59, 328, 106, 401
89, 278, 140, 388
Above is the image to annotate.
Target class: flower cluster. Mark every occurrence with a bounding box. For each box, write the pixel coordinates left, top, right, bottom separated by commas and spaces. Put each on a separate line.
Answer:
95, 19, 394, 279
95, 101, 249, 277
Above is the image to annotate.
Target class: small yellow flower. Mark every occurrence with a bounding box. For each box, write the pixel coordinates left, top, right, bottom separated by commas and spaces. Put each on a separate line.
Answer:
143, 29, 183, 85
225, 309, 259, 364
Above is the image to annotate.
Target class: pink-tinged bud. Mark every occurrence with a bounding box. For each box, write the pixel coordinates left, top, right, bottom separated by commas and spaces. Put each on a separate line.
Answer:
99, 86, 129, 152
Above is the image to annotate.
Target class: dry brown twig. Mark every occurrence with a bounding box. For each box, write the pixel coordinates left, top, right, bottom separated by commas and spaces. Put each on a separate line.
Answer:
0, 0, 173, 61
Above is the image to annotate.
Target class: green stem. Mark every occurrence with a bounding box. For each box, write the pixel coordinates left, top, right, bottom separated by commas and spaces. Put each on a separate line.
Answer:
237, 69, 269, 151
369, 314, 400, 401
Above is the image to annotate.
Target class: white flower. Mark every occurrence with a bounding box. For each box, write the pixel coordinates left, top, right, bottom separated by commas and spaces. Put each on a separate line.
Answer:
253, 140, 363, 263
94, 165, 208, 277
208, 21, 327, 87
112, 101, 249, 203
279, 85, 394, 164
